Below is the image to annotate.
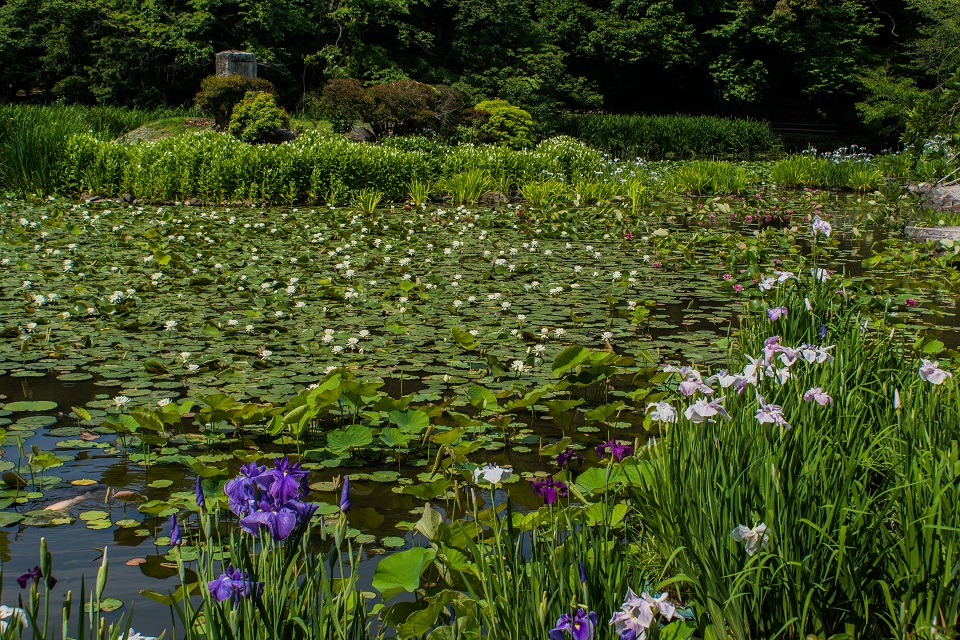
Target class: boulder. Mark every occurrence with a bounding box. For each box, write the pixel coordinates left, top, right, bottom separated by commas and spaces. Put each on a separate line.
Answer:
346, 126, 376, 143
481, 191, 509, 206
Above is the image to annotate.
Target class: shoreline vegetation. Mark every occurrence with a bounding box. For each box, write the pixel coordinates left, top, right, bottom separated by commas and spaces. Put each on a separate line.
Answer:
0, 105, 954, 208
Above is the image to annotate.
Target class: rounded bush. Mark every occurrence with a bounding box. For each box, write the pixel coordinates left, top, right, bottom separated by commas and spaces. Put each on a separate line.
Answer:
194, 75, 278, 129
229, 92, 289, 144
473, 100, 535, 150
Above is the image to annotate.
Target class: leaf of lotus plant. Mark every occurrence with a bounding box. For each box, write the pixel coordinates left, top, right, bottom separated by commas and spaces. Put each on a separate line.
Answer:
402, 477, 452, 500
327, 424, 374, 454
552, 345, 590, 377
388, 409, 429, 433
373, 547, 437, 600
380, 428, 413, 448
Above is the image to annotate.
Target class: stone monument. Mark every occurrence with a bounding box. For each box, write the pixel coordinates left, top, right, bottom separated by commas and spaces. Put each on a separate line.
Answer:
215, 51, 257, 79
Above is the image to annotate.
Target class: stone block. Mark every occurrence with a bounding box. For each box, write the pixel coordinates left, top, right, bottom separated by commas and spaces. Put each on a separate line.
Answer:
216, 51, 257, 79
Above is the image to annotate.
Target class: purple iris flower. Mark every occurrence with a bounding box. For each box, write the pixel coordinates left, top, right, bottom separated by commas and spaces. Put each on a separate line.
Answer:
556, 447, 583, 468
597, 439, 633, 462
240, 499, 317, 541
766, 306, 787, 321
195, 475, 206, 511
225, 457, 317, 541
207, 566, 264, 605
257, 456, 310, 504
531, 477, 568, 505
340, 476, 351, 512
550, 609, 598, 640
224, 462, 267, 517
578, 561, 587, 584
17, 566, 55, 589
169, 513, 183, 546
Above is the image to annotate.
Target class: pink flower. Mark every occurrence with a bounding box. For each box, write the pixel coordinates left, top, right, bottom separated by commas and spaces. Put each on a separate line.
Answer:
906, 298, 918, 307
803, 387, 833, 406
733, 284, 744, 292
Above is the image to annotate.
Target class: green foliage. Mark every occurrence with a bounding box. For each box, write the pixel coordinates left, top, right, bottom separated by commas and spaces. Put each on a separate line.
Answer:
666, 161, 752, 195
441, 169, 491, 204
473, 99, 536, 149
59, 125, 614, 203
194, 75, 278, 130
318, 78, 375, 133
229, 91, 289, 144
771, 155, 884, 190
625, 275, 960, 639
520, 179, 568, 206
567, 114, 780, 161
0, 104, 183, 195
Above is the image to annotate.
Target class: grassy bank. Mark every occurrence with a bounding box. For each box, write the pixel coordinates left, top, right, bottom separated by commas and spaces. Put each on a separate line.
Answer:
563, 113, 781, 161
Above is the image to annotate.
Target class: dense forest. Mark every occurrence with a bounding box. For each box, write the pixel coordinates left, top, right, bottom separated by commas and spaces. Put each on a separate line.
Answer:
0, 0, 957, 143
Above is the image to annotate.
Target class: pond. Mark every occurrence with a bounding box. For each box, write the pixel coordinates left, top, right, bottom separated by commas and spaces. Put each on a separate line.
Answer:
0, 188, 954, 635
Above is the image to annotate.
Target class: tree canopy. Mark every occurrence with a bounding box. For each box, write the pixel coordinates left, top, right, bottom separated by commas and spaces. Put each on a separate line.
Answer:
0, 0, 951, 139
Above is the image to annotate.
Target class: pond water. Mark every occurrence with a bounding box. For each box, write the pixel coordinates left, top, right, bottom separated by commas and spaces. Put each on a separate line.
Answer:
0, 189, 955, 635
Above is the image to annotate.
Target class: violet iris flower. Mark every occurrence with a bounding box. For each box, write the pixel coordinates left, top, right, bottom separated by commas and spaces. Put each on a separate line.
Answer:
596, 439, 633, 462
550, 609, 598, 640
224, 462, 267, 517
241, 499, 317, 542
169, 513, 183, 546
556, 447, 584, 468
257, 457, 310, 504
17, 566, 45, 589
207, 566, 264, 605
531, 476, 568, 505
340, 476, 351, 512
225, 457, 317, 541
812, 215, 832, 237
195, 475, 205, 511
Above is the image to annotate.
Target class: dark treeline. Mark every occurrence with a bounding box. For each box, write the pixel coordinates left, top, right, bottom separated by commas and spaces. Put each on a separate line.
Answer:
0, 0, 956, 143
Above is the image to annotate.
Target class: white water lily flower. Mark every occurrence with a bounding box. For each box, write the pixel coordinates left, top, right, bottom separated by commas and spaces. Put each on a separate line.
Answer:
732, 523, 769, 555
919, 359, 952, 385
646, 401, 677, 423
473, 463, 512, 485
113, 395, 130, 408
126, 630, 158, 640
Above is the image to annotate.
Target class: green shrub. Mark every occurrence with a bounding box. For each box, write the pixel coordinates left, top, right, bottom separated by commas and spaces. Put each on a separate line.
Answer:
194, 75, 278, 129
566, 114, 780, 161
473, 100, 535, 150
57, 128, 606, 204
317, 78, 375, 133
667, 160, 752, 195
229, 91, 289, 144
0, 104, 184, 195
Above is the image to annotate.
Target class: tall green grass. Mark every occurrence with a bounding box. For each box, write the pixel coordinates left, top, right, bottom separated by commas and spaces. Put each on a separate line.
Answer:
565, 114, 781, 161
770, 155, 885, 191
60, 132, 609, 204
666, 160, 753, 195
0, 104, 188, 195
625, 274, 960, 639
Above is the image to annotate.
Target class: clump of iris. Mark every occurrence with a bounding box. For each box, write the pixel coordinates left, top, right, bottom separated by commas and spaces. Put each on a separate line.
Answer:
223, 457, 318, 541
